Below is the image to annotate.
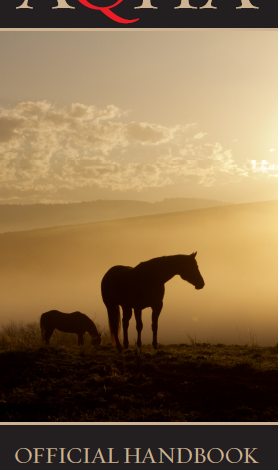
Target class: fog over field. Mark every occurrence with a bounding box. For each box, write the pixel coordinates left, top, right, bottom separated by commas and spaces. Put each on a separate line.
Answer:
1, 199, 277, 347
1, 31, 278, 348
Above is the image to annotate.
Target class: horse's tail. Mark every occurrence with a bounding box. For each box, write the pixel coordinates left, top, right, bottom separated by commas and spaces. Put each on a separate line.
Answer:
107, 305, 121, 347
40, 313, 45, 330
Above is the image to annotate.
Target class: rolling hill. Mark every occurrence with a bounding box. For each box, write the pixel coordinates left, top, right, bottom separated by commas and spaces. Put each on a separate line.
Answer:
0, 199, 277, 347
0, 198, 230, 233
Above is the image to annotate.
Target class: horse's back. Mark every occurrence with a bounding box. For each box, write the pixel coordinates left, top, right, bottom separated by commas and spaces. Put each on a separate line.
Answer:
40, 310, 61, 326
101, 265, 132, 304
40, 310, 87, 333
102, 265, 132, 283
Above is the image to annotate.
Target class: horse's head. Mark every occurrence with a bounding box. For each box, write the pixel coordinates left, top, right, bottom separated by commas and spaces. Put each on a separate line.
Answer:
91, 333, 102, 346
180, 252, 205, 290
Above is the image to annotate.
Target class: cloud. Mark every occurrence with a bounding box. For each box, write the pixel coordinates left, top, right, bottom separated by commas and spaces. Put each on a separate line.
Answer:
0, 101, 259, 202
249, 159, 278, 177
193, 132, 208, 140
158, 143, 247, 188
126, 122, 179, 145
15, 101, 52, 116
0, 116, 24, 143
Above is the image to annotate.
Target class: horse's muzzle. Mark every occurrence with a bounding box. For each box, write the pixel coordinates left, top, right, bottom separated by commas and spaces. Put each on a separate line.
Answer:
195, 281, 205, 290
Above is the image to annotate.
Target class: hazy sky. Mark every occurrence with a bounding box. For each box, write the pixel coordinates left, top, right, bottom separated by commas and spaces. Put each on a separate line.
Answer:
1, 30, 278, 204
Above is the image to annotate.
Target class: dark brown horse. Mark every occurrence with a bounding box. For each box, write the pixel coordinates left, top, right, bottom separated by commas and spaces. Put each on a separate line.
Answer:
101, 253, 205, 352
40, 311, 102, 346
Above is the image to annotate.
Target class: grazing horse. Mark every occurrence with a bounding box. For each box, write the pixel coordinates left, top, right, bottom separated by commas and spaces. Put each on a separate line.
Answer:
101, 253, 205, 352
40, 311, 102, 346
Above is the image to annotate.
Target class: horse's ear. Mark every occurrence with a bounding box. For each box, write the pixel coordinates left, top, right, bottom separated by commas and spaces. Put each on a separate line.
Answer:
190, 252, 197, 258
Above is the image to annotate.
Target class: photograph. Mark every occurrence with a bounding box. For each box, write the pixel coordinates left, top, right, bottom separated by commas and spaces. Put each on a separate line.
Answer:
1, 5, 278, 433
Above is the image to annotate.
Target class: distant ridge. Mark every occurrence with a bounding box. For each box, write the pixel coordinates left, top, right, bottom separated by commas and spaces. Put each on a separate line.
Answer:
0, 198, 231, 233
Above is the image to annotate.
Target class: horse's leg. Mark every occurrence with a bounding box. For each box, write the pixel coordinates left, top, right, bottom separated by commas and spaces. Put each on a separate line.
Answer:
41, 327, 47, 344
134, 308, 143, 348
78, 333, 84, 346
45, 328, 54, 345
122, 307, 132, 349
151, 302, 163, 350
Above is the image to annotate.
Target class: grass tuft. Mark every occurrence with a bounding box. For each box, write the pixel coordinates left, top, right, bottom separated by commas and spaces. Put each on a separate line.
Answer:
0, 320, 110, 351
187, 333, 197, 347
247, 327, 258, 348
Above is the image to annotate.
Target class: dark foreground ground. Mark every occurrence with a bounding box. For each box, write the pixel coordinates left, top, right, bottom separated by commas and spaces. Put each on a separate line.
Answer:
1, 341, 278, 422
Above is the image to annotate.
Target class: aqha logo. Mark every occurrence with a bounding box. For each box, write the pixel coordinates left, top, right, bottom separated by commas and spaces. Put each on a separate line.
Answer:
16, 0, 139, 23
16, 0, 259, 24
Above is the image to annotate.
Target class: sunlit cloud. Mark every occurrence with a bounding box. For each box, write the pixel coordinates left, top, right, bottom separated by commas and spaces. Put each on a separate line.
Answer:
250, 159, 278, 176
126, 122, 180, 145
193, 132, 208, 140
0, 101, 263, 202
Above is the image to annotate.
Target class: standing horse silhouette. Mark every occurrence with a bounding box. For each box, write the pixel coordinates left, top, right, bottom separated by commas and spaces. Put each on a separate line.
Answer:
40, 311, 102, 346
101, 253, 205, 352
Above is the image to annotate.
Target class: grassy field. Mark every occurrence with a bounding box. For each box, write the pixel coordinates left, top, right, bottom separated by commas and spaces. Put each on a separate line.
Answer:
1, 322, 278, 422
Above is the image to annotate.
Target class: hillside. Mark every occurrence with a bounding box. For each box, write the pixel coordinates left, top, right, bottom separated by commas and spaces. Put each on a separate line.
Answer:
0, 198, 230, 233
0, 199, 277, 347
